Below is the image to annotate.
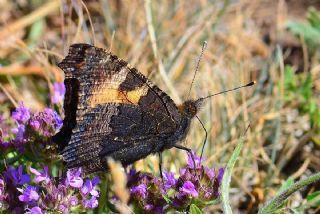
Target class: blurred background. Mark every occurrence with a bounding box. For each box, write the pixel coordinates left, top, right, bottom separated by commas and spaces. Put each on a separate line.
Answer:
0, 0, 319, 213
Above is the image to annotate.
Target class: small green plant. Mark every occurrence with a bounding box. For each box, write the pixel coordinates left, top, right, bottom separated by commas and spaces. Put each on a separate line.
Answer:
287, 7, 320, 50
283, 65, 320, 133
259, 173, 320, 214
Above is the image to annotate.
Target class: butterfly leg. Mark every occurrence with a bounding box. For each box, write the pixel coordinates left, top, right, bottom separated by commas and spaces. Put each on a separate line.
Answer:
159, 152, 164, 184
196, 115, 208, 161
173, 145, 197, 175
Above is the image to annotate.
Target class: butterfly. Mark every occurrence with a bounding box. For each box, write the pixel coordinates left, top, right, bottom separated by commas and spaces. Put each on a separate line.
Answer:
52, 43, 254, 174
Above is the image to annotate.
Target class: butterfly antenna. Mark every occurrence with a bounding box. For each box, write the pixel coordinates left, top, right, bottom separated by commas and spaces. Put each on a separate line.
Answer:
194, 81, 255, 160
187, 41, 208, 99
197, 81, 256, 102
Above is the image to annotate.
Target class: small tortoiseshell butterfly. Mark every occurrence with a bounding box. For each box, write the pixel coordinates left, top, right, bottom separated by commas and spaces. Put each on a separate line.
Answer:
52, 43, 254, 174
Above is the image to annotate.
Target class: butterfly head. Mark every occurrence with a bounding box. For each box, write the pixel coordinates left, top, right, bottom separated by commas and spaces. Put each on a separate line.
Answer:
179, 99, 204, 118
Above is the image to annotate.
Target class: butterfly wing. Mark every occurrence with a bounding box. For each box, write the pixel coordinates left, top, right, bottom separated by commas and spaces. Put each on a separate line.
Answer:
53, 44, 182, 173
62, 103, 178, 173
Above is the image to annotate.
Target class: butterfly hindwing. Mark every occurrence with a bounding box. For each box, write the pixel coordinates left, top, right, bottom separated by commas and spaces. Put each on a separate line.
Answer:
62, 103, 177, 173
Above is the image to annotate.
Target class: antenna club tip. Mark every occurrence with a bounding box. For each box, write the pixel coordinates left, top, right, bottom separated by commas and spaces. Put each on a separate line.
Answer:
246, 81, 256, 87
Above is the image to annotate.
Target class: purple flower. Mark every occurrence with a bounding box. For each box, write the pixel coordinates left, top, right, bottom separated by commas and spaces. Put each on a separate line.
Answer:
202, 186, 214, 199
45, 182, 68, 207
50, 82, 66, 104
204, 167, 215, 179
30, 120, 40, 129
42, 108, 54, 123
4, 165, 30, 186
81, 176, 100, 196
144, 204, 153, 210
163, 171, 176, 190
58, 204, 68, 213
0, 177, 5, 196
29, 117, 41, 132
179, 181, 198, 197
43, 108, 63, 130
187, 150, 204, 169
144, 204, 164, 214
0, 177, 8, 207
53, 111, 63, 129
12, 207, 23, 213
83, 196, 98, 208
127, 169, 137, 182
11, 124, 26, 143
17, 185, 39, 202
65, 168, 83, 188
68, 196, 78, 206
29, 166, 50, 184
12, 102, 30, 123
217, 168, 224, 184
25, 206, 43, 214
59, 195, 81, 213
130, 183, 147, 199
29, 108, 63, 136
155, 206, 165, 214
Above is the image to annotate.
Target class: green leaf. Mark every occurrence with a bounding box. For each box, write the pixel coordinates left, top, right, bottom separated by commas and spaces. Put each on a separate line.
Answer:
283, 66, 297, 96
98, 174, 108, 214
277, 177, 294, 194
189, 204, 202, 214
307, 7, 320, 31
28, 19, 45, 46
309, 100, 317, 114
202, 199, 219, 206
299, 73, 312, 100
0, 58, 11, 66
221, 135, 246, 214
162, 193, 172, 203
287, 20, 320, 47
306, 191, 320, 206
294, 191, 320, 212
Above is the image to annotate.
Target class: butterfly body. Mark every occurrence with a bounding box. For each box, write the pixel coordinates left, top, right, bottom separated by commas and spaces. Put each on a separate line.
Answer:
52, 44, 200, 173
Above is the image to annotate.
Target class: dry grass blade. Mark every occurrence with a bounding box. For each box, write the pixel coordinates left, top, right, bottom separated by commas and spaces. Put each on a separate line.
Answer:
143, 0, 181, 103
0, 83, 18, 107
108, 158, 131, 214
0, 0, 60, 40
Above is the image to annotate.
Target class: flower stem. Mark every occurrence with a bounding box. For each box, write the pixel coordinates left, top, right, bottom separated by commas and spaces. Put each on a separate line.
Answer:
98, 174, 108, 214
259, 171, 320, 214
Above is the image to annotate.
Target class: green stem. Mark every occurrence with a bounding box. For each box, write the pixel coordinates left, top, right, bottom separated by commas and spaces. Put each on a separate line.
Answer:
259, 171, 320, 214
221, 135, 245, 214
98, 174, 108, 214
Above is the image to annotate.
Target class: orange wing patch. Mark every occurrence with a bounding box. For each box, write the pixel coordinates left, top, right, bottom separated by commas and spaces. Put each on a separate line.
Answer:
89, 84, 149, 107
126, 85, 149, 104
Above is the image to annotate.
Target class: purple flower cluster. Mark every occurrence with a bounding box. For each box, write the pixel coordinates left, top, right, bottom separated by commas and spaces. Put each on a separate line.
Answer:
0, 99, 225, 213
0, 165, 100, 213
50, 82, 66, 104
29, 108, 63, 137
0, 102, 62, 151
127, 151, 224, 213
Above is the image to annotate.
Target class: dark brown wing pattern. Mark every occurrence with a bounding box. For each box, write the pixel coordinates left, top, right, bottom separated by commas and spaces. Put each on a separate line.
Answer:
53, 43, 182, 173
